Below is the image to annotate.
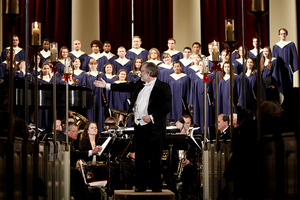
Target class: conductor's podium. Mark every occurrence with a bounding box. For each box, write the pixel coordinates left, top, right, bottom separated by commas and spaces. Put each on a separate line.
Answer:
114, 189, 175, 200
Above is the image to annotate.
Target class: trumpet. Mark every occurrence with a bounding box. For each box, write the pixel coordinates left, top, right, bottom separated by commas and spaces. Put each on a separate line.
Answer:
176, 150, 187, 180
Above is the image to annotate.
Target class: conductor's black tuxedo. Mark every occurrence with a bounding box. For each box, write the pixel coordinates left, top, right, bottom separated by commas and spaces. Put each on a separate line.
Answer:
111, 78, 172, 190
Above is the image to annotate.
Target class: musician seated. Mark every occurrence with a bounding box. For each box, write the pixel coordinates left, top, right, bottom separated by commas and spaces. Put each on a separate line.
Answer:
163, 114, 198, 200
102, 117, 117, 133
218, 114, 230, 140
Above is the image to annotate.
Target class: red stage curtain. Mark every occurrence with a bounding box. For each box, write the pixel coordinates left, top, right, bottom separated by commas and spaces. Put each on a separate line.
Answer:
201, 0, 269, 55
2, 0, 72, 57
134, 0, 173, 53
99, 0, 132, 54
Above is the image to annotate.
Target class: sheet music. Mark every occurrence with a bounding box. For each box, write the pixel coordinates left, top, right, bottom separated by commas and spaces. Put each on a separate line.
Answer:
97, 137, 112, 156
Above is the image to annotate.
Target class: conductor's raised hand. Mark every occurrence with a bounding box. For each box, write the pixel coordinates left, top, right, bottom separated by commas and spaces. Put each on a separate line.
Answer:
94, 78, 107, 88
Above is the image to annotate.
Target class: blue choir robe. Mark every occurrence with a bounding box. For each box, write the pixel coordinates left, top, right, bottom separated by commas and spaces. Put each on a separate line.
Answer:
101, 52, 118, 63
83, 53, 109, 72
103, 74, 116, 109
189, 72, 212, 133
262, 57, 281, 101
147, 60, 163, 66
249, 48, 263, 69
56, 59, 67, 74
36, 74, 60, 129
109, 80, 132, 127
0, 61, 19, 80
161, 49, 183, 61
125, 48, 149, 62
232, 50, 238, 61
179, 58, 192, 73
157, 63, 174, 82
218, 75, 240, 115
1, 47, 25, 63
128, 71, 141, 83
272, 41, 298, 92
166, 73, 190, 121
69, 50, 88, 67
59, 78, 78, 86
14, 71, 33, 81
234, 58, 246, 75
86, 71, 106, 131
39, 49, 51, 64
73, 70, 87, 86
185, 65, 199, 79
112, 58, 133, 74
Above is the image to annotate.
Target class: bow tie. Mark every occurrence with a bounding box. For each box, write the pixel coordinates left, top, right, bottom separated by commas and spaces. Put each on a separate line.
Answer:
144, 82, 153, 86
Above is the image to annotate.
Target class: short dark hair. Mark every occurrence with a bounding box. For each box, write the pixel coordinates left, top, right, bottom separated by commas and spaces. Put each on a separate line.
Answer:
103, 41, 111, 45
183, 47, 191, 51
192, 42, 201, 48
182, 114, 192, 121
143, 62, 159, 77
278, 28, 288, 35
222, 115, 229, 124
42, 38, 50, 44
90, 40, 103, 49
173, 61, 182, 67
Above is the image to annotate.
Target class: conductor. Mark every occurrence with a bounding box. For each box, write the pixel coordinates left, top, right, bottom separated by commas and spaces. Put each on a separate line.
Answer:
94, 62, 172, 192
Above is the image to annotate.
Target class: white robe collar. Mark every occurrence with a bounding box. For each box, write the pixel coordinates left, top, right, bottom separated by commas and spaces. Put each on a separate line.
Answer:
276, 40, 292, 49
105, 74, 116, 79
148, 60, 162, 65
115, 58, 131, 66
101, 52, 116, 60
159, 63, 173, 69
189, 65, 199, 72
89, 52, 104, 60
38, 74, 52, 82
179, 58, 192, 66
195, 72, 204, 79
223, 74, 230, 81
128, 48, 145, 55
40, 49, 51, 58
6, 46, 23, 55
73, 69, 85, 76
264, 57, 276, 66
89, 71, 102, 77
249, 48, 263, 56
170, 73, 187, 80
164, 49, 180, 57
70, 50, 86, 57
235, 58, 246, 64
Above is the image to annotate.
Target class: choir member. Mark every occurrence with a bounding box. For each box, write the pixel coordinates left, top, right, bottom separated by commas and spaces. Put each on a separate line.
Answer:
179, 47, 192, 73
147, 48, 162, 65
157, 53, 174, 82
112, 46, 133, 74
57, 46, 70, 74
69, 40, 88, 68
86, 58, 106, 130
29, 53, 42, 77
59, 66, 79, 86
0, 49, 17, 80
189, 60, 212, 133
103, 63, 116, 111
235, 46, 249, 75
161, 38, 183, 61
109, 69, 131, 114
128, 57, 142, 83
232, 49, 238, 61
166, 61, 190, 121
261, 46, 280, 101
249, 37, 263, 63
83, 40, 108, 72
272, 28, 298, 94
218, 62, 241, 115
185, 53, 202, 78
206, 42, 214, 61
125, 36, 149, 62
101, 41, 118, 63
39, 39, 51, 64
1, 35, 25, 63
14, 60, 32, 80
190, 42, 205, 59
72, 57, 87, 86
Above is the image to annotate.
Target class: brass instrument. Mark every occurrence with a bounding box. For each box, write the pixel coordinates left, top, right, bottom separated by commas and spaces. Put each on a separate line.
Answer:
176, 150, 187, 180
69, 111, 89, 133
111, 109, 133, 127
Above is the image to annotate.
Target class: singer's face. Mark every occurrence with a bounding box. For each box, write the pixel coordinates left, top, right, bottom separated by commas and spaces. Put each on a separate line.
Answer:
73, 59, 81, 68
105, 64, 113, 74
62, 49, 69, 58
135, 59, 142, 69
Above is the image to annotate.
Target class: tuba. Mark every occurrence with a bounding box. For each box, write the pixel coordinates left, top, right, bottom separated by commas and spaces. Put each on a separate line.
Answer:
111, 109, 133, 127
69, 111, 89, 132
